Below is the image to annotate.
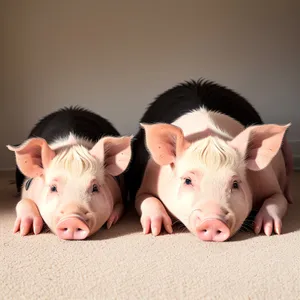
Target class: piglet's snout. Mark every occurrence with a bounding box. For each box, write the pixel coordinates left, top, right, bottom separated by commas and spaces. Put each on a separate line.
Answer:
191, 205, 231, 242
196, 219, 230, 242
56, 216, 90, 240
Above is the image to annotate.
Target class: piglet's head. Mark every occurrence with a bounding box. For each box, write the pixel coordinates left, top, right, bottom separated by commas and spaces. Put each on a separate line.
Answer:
141, 122, 290, 242
7, 135, 132, 240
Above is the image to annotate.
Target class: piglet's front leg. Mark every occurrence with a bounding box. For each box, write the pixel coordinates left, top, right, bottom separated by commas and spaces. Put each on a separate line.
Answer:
107, 202, 124, 229
136, 194, 173, 236
14, 199, 44, 236
254, 193, 288, 236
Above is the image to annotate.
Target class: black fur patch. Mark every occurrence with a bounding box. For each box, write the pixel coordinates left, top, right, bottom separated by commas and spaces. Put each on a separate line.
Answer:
25, 178, 33, 191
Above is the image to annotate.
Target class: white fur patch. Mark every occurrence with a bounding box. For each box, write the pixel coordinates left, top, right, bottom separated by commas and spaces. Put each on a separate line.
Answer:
174, 108, 246, 174
50, 133, 95, 151
184, 137, 244, 171
172, 107, 234, 140
50, 145, 102, 177
47, 133, 104, 180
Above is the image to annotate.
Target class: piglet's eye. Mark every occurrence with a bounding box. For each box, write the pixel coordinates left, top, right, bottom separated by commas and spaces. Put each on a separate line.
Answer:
50, 185, 58, 193
184, 178, 192, 185
92, 184, 99, 193
232, 180, 239, 189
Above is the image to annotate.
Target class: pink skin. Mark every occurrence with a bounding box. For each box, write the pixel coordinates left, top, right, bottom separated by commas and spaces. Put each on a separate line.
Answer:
8, 134, 132, 240
56, 217, 90, 240
136, 109, 291, 241
196, 219, 230, 242
13, 198, 44, 236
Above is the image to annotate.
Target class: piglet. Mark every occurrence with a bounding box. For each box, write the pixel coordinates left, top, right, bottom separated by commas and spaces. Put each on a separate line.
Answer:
127, 79, 293, 241
7, 106, 132, 240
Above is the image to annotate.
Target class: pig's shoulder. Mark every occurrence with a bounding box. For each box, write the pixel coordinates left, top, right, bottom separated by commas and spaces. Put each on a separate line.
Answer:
248, 158, 285, 206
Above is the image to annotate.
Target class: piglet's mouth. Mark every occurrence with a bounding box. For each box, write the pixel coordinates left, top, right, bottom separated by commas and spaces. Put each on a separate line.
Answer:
56, 214, 90, 240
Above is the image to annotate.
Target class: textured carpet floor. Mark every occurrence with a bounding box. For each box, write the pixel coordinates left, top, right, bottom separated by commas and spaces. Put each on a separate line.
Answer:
1, 171, 300, 300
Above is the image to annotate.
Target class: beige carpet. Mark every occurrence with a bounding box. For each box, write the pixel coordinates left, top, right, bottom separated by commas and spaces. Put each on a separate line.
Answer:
1, 171, 300, 300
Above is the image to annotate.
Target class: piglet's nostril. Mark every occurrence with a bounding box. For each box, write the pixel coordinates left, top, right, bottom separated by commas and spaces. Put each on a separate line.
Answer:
222, 208, 229, 216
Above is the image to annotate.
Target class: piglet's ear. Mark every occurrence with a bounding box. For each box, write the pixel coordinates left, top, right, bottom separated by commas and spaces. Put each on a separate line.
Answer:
229, 124, 290, 171
7, 138, 56, 178
90, 136, 132, 176
141, 123, 191, 166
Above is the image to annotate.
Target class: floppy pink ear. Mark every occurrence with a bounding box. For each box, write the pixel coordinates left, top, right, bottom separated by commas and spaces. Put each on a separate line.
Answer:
141, 123, 191, 166
229, 124, 291, 171
90, 136, 132, 176
7, 138, 56, 178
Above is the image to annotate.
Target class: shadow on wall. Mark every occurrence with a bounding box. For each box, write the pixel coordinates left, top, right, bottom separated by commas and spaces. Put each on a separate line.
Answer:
2, 1, 299, 170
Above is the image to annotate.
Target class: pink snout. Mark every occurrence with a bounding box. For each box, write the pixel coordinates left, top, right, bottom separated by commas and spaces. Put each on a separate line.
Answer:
196, 219, 230, 242
56, 217, 90, 240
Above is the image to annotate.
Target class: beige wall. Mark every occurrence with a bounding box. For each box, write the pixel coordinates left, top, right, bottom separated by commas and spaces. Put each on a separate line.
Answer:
1, 0, 300, 170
